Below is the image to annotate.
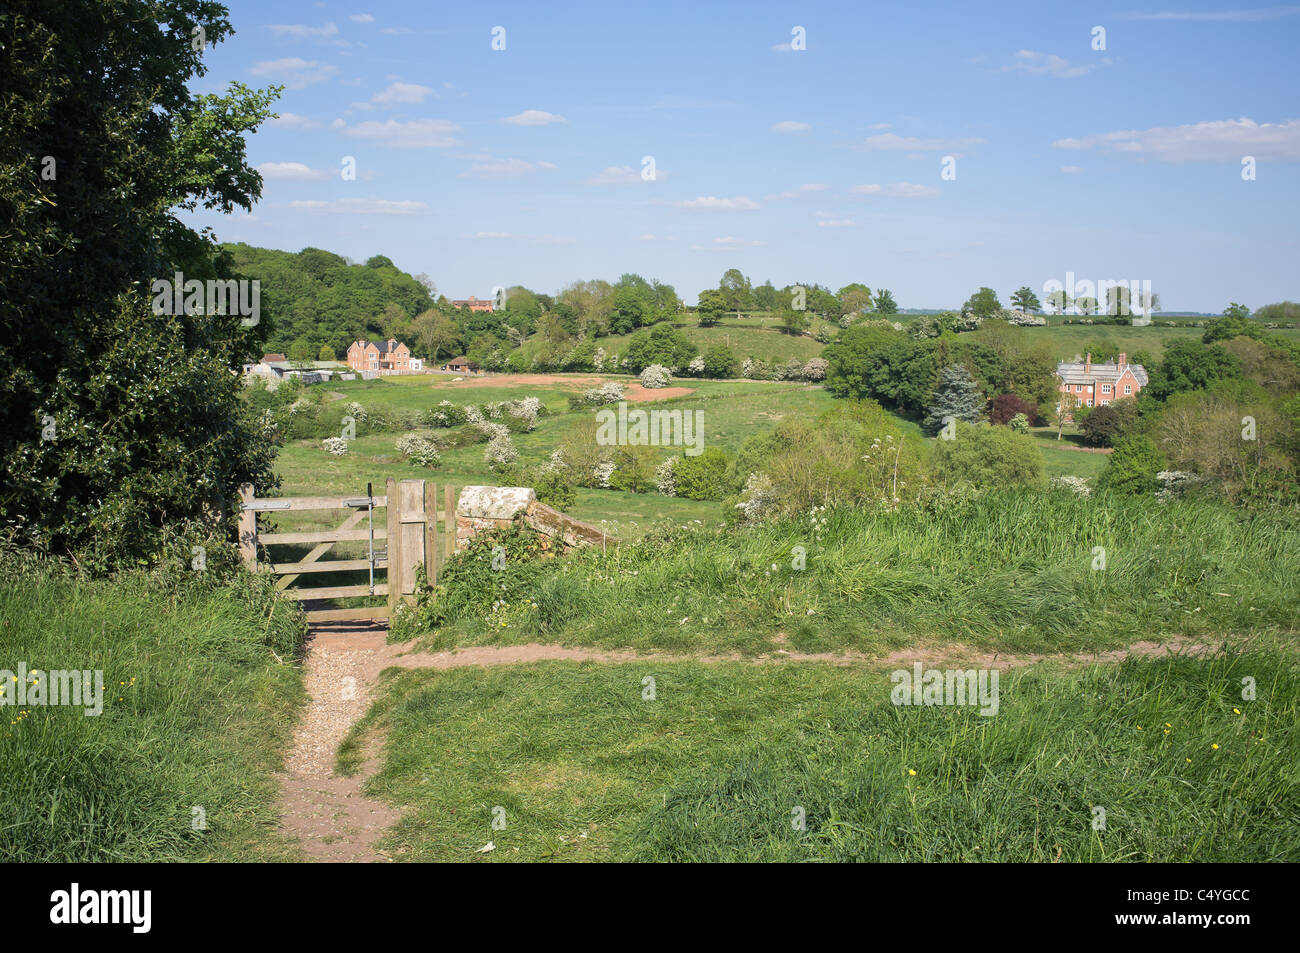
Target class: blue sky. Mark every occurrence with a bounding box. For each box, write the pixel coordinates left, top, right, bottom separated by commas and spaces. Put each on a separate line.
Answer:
187, 0, 1300, 311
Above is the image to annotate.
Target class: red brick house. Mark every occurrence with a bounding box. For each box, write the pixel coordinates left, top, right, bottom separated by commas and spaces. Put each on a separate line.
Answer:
346, 338, 412, 372
451, 296, 494, 313
1056, 352, 1147, 419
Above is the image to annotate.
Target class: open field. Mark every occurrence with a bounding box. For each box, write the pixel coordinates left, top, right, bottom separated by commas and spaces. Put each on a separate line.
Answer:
343, 638, 1300, 862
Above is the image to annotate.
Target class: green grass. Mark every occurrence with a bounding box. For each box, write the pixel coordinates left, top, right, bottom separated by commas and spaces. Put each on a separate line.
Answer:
0, 555, 307, 861
408, 490, 1300, 658
345, 639, 1300, 861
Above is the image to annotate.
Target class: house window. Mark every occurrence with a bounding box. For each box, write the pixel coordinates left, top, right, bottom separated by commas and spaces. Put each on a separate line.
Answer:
1101, 400, 1110, 406
1087, 399, 1093, 406
1124, 384, 1132, 394
1102, 384, 1111, 394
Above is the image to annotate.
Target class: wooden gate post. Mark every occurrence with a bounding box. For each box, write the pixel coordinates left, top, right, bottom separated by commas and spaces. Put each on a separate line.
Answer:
396, 479, 426, 606
424, 482, 438, 590
238, 484, 257, 568
386, 478, 399, 617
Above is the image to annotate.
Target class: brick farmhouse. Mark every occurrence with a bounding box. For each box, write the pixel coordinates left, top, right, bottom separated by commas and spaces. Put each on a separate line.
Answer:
346, 338, 412, 373
1056, 352, 1147, 419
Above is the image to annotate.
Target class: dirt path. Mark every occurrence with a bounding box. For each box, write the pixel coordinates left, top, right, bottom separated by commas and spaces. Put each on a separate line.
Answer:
276, 624, 1217, 861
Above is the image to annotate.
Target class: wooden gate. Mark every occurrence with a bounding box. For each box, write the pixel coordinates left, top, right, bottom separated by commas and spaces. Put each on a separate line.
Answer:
239, 479, 458, 623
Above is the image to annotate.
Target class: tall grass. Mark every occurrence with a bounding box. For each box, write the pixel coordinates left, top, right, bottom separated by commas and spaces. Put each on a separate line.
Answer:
350, 638, 1300, 861
412, 489, 1300, 656
0, 551, 306, 861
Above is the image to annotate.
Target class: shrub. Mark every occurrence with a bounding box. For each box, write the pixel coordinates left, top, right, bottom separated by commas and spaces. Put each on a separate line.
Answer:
802, 357, 828, 381
423, 401, 467, 428
322, 436, 349, 456
639, 364, 672, 389
655, 456, 679, 496
531, 468, 576, 510
932, 421, 1046, 489
1080, 399, 1138, 447
1098, 435, 1166, 495
922, 364, 984, 436
989, 393, 1038, 426
395, 433, 441, 468
733, 472, 778, 523
670, 448, 734, 501
1009, 413, 1029, 434
1050, 475, 1092, 496
703, 345, 739, 379
576, 381, 624, 407
484, 433, 518, 470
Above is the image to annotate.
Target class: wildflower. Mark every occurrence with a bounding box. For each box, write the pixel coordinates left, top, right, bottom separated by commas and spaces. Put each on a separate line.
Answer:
1233, 708, 1241, 715
907, 769, 916, 776
1211, 744, 1219, 750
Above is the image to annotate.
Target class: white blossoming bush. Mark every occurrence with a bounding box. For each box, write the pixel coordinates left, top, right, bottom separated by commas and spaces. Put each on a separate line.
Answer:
345, 401, 368, 423
1156, 470, 1211, 502
687, 356, 706, 377
288, 398, 312, 416
484, 433, 518, 470
655, 456, 679, 496
803, 357, 828, 381
593, 460, 616, 488
322, 436, 349, 457
580, 381, 624, 406
734, 473, 778, 523
1050, 475, 1092, 497
539, 448, 568, 476
396, 433, 441, 468
507, 396, 541, 431
639, 364, 672, 389
592, 347, 607, 371
464, 404, 485, 425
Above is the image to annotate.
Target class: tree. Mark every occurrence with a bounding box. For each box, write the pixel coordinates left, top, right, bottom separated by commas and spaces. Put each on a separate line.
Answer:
609, 286, 649, 334
1075, 296, 1098, 316
1010, 286, 1041, 313
623, 323, 696, 373
838, 283, 873, 316
1044, 290, 1071, 315
288, 339, 314, 366
873, 289, 898, 314
1098, 436, 1166, 495
318, 344, 336, 362
1080, 398, 1138, 447
719, 268, 753, 314
922, 364, 984, 435
1, 0, 281, 564
990, 393, 1039, 426
1143, 340, 1243, 404
1203, 309, 1264, 344
702, 344, 739, 378
963, 287, 1001, 319
414, 309, 461, 362
753, 280, 780, 311
696, 289, 728, 327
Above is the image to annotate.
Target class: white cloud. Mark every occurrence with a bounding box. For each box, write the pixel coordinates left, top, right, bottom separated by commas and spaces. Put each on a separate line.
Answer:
1122, 6, 1300, 21
342, 118, 462, 148
349, 14, 375, 23
257, 161, 329, 181
771, 120, 810, 133
1060, 165, 1083, 173
711, 236, 765, 245
267, 22, 340, 40
817, 219, 856, 228
637, 234, 676, 241
766, 183, 830, 200
502, 109, 568, 126
269, 112, 320, 129
1001, 50, 1097, 79
585, 165, 664, 185
285, 198, 428, 215
474, 232, 576, 245
674, 196, 760, 210
458, 157, 556, 180
1052, 117, 1300, 161
380, 26, 411, 35
249, 58, 338, 89
851, 182, 938, 198
370, 82, 435, 105
330, 118, 346, 129
857, 132, 986, 152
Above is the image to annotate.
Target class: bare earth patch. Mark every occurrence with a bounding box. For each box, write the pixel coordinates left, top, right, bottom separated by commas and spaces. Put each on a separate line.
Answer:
435, 373, 694, 402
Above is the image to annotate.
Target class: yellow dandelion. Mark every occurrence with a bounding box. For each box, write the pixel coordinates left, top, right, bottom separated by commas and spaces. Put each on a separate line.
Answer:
1233, 708, 1241, 715
1136, 725, 1143, 730
1186, 758, 1192, 763
1164, 729, 1170, 735
1211, 744, 1219, 750
907, 769, 917, 776
1165, 723, 1172, 728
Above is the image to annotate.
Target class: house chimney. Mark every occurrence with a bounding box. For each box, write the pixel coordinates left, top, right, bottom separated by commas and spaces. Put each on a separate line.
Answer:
1118, 352, 1127, 368
1084, 352, 1091, 373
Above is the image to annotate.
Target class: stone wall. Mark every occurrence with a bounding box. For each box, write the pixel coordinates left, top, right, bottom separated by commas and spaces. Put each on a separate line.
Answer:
455, 486, 616, 552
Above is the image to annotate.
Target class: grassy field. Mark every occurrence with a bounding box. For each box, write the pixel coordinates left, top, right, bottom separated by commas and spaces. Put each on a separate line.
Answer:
0, 555, 307, 862
406, 490, 1300, 658
343, 638, 1300, 861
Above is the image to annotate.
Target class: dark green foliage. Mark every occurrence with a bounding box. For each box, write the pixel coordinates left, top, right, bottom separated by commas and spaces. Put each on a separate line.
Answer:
671, 448, 735, 501
696, 289, 728, 327
1099, 435, 1166, 495
702, 344, 740, 379
0, 1, 281, 567
623, 323, 697, 373
823, 325, 938, 418
1142, 340, 1244, 406
1080, 398, 1138, 447
932, 421, 1046, 488
922, 364, 984, 436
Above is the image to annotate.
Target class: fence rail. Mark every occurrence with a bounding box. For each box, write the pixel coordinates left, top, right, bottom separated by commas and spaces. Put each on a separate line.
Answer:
239, 480, 459, 623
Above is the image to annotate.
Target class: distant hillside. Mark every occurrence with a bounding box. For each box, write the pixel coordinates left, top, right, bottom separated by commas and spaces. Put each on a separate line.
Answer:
223, 243, 435, 357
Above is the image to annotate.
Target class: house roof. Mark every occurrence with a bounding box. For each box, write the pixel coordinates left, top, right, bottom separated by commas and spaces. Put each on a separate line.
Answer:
261, 353, 286, 363
350, 339, 407, 354
445, 356, 476, 365
1056, 360, 1148, 387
